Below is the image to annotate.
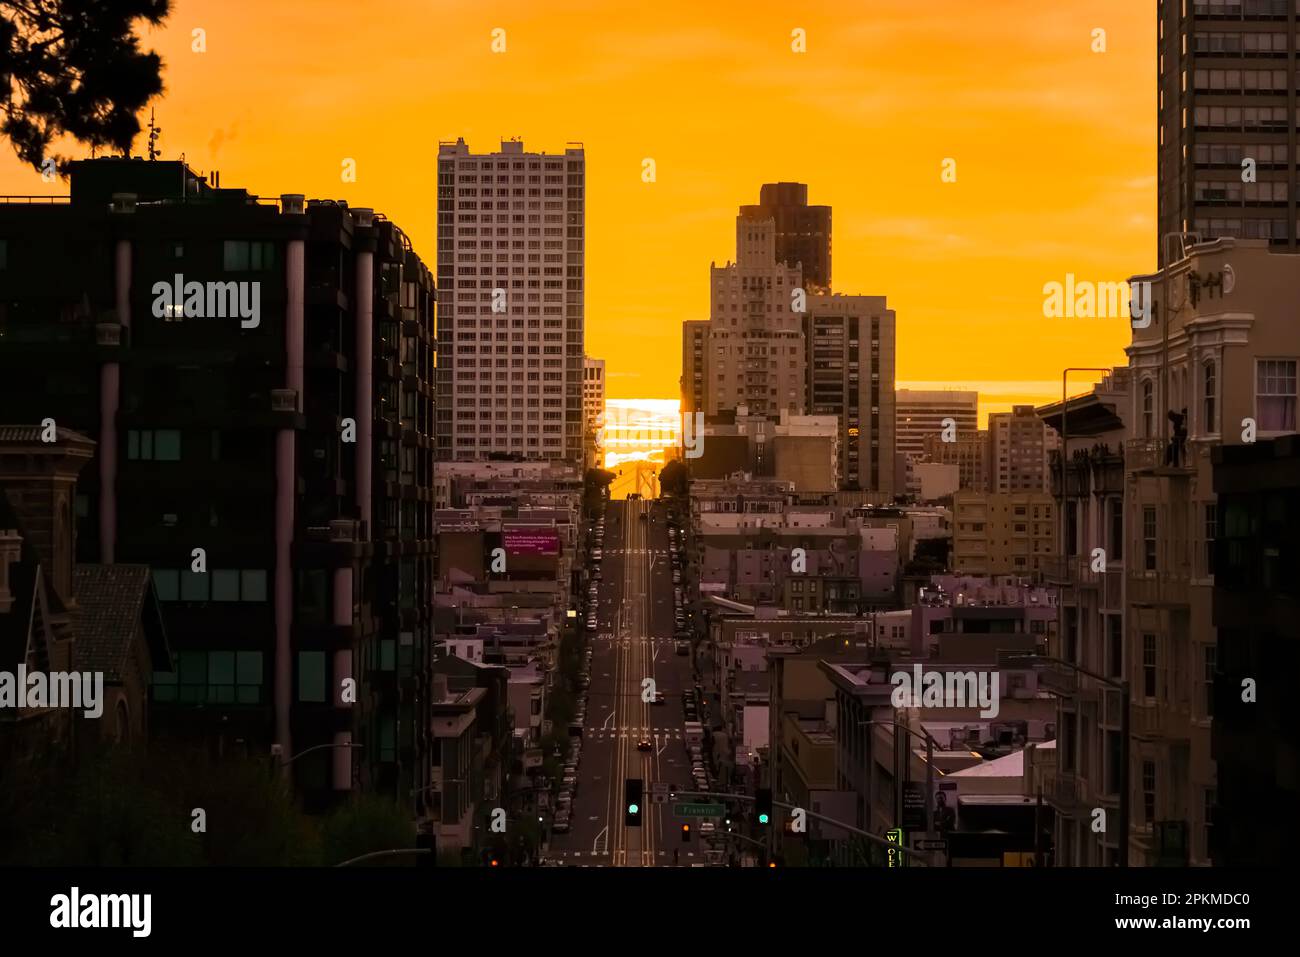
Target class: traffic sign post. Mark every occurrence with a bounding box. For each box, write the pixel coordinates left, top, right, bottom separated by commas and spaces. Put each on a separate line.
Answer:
674, 803, 725, 817
651, 782, 670, 805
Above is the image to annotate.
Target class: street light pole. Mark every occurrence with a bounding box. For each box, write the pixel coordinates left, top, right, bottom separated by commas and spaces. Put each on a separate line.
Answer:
859, 719, 939, 844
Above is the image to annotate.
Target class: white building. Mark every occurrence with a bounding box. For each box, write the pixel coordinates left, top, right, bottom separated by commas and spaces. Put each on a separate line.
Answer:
435, 138, 586, 464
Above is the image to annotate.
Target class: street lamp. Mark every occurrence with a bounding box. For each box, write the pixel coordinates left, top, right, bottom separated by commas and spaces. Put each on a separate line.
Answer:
858, 718, 940, 841
274, 741, 364, 767
1005, 653, 1131, 867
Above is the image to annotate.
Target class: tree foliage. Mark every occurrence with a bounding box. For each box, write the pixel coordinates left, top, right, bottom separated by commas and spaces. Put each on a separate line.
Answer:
0, 0, 171, 172
659, 459, 689, 498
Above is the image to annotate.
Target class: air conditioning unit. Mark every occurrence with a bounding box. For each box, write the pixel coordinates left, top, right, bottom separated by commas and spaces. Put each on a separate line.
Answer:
353, 207, 375, 228
109, 193, 137, 214
281, 193, 306, 215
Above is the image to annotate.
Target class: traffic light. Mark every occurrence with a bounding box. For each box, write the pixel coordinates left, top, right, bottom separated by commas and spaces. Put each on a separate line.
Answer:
756, 787, 772, 825
625, 778, 643, 827
681, 823, 691, 843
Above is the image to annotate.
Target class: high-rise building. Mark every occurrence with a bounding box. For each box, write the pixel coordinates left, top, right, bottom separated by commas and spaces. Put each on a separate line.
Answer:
707, 213, 807, 418
680, 319, 709, 416
805, 297, 896, 495
895, 390, 978, 490
0, 158, 439, 815
583, 357, 605, 467
988, 405, 1058, 494
434, 138, 585, 464
739, 182, 832, 293
1157, 0, 1299, 264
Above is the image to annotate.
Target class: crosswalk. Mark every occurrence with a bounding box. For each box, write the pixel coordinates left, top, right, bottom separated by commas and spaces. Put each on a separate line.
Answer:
585, 728, 687, 740
549, 850, 696, 859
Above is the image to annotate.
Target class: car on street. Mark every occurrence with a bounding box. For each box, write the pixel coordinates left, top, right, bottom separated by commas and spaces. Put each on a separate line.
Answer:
698, 822, 715, 836
552, 817, 570, 834
652, 692, 666, 705
636, 738, 653, 752
675, 640, 690, 655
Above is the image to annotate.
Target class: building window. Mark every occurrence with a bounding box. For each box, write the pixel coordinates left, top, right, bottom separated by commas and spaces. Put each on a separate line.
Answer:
127, 429, 182, 461
1204, 787, 1216, 860
1143, 506, 1157, 571
1204, 502, 1217, 576
223, 240, 277, 272
1256, 358, 1297, 431
1109, 498, 1123, 562
1107, 615, 1123, 679
1143, 761, 1157, 826
153, 650, 262, 704
1202, 360, 1217, 434
1143, 633, 1158, 699
298, 651, 327, 703
1142, 380, 1154, 438
1203, 644, 1216, 718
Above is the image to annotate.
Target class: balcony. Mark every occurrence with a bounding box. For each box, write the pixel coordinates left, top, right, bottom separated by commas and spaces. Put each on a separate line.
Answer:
1127, 572, 1192, 608
1042, 769, 1085, 815
1124, 438, 1194, 477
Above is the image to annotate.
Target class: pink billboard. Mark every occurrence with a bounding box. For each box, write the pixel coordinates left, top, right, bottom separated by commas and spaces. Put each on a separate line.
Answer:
504, 527, 560, 556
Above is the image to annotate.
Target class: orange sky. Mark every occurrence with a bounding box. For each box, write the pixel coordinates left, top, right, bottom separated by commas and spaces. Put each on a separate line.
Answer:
1, 0, 1155, 413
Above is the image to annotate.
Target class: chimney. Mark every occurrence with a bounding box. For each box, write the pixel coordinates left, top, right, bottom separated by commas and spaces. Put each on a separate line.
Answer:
0, 528, 22, 614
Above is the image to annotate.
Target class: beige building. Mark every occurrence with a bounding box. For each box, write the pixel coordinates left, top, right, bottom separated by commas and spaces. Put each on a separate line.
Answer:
922, 428, 988, 492
681, 320, 709, 417
1035, 368, 1130, 866
772, 412, 839, 493
988, 405, 1058, 494
1122, 237, 1297, 866
707, 213, 807, 418
434, 138, 586, 464
952, 491, 1057, 578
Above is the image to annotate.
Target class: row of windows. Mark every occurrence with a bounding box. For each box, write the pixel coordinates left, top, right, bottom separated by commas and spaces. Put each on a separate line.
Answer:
1194, 142, 1289, 165
153, 568, 268, 602
1194, 216, 1290, 239
1194, 180, 1289, 202
152, 650, 339, 705
1191, 0, 1292, 15
1192, 105, 1288, 130
1192, 31, 1290, 55
1192, 68, 1291, 93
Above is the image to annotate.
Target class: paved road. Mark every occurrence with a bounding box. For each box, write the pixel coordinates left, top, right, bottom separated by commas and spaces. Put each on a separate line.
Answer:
549, 498, 703, 866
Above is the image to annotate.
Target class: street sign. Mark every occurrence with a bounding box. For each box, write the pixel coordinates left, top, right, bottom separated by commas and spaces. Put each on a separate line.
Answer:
674, 803, 725, 817
916, 839, 948, 851
651, 782, 670, 805
886, 827, 904, 868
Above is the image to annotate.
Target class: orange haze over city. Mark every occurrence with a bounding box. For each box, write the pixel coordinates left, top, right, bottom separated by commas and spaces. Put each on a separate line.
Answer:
0, 0, 1154, 417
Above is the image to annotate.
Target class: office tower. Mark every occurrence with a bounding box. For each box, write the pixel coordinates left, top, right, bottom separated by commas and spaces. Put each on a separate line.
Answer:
434, 138, 586, 464
583, 357, 605, 467
680, 319, 709, 416
0, 158, 438, 813
987, 405, 1057, 494
739, 182, 832, 293
922, 428, 988, 492
1157, 0, 1299, 263
805, 297, 896, 495
895, 390, 978, 490
708, 213, 806, 418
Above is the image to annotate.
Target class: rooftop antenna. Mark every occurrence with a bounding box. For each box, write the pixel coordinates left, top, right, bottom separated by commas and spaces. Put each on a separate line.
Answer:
147, 109, 162, 161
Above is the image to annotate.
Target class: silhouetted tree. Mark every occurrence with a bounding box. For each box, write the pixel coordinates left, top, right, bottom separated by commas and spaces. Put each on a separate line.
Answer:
0, 0, 171, 172
320, 795, 414, 866
659, 459, 689, 498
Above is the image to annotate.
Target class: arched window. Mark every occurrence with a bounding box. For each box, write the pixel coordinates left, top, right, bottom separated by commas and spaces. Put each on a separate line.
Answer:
1203, 360, 1217, 434
1142, 379, 1155, 438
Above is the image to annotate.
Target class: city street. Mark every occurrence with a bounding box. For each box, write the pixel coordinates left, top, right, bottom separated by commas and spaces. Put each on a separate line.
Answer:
548, 498, 703, 866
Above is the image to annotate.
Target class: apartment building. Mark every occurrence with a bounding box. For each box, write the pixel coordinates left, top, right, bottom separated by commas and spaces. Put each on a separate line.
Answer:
988, 404, 1058, 494
1123, 236, 1297, 866
1036, 369, 1130, 866
680, 319, 709, 417
952, 491, 1058, 579
583, 356, 605, 468
922, 428, 988, 492
1158, 0, 1300, 263
0, 158, 439, 814
806, 296, 897, 495
434, 138, 586, 464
